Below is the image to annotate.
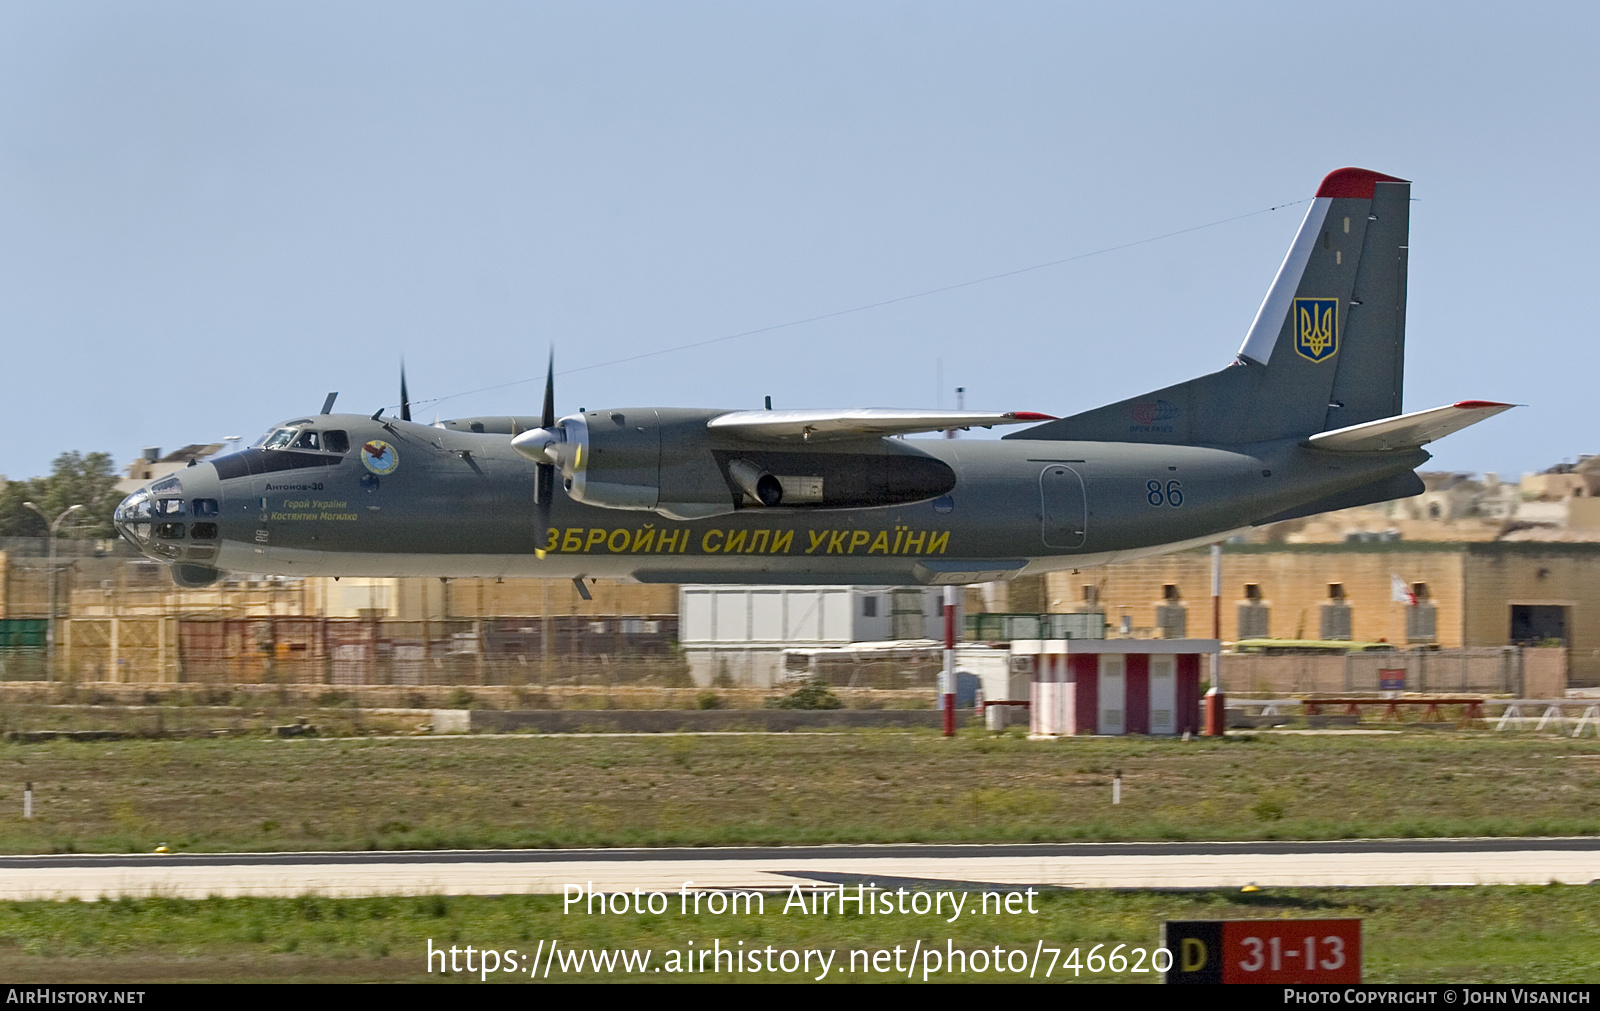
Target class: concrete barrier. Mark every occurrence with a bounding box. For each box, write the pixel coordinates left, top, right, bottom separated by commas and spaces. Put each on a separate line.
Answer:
430, 709, 472, 734
447, 709, 970, 734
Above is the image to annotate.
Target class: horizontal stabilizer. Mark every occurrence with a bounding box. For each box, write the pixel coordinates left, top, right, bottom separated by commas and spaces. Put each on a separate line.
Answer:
709, 408, 1055, 443
1307, 401, 1514, 453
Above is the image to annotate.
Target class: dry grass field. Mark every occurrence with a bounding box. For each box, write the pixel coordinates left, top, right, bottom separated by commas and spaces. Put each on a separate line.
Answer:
1, 728, 1598, 853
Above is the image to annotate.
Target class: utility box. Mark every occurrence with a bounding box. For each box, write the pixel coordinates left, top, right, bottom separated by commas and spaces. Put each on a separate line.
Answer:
1016, 638, 1218, 736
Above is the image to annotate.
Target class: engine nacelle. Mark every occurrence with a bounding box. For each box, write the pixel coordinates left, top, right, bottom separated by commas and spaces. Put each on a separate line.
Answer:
560, 407, 958, 521
565, 408, 733, 519
172, 563, 223, 588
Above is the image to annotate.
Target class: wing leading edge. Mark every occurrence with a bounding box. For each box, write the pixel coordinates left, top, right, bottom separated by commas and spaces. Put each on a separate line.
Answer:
1307, 401, 1515, 453
708, 408, 1056, 443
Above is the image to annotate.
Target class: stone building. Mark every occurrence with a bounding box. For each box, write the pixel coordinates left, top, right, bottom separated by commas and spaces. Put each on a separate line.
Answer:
1043, 541, 1600, 686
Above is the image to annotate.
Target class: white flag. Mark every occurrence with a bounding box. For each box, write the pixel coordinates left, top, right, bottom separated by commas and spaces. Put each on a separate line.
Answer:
1391, 575, 1414, 604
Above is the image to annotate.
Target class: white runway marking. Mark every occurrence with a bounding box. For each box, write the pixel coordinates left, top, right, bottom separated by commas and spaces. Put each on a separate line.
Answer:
3, 846, 1596, 900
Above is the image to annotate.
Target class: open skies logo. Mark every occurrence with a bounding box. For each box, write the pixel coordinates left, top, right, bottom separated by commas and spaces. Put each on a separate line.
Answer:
1129, 399, 1180, 425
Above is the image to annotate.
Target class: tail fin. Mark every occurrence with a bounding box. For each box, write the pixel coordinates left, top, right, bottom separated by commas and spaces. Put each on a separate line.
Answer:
1009, 168, 1411, 446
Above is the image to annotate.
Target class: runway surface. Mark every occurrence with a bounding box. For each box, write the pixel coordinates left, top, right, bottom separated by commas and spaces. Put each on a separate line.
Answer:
5, 838, 1599, 899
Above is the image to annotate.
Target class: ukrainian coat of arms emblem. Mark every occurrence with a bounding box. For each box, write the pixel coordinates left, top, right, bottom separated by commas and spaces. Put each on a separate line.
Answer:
1293, 297, 1338, 362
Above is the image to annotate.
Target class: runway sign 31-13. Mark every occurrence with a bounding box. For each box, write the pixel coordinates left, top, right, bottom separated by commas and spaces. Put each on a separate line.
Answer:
1161, 919, 1361, 984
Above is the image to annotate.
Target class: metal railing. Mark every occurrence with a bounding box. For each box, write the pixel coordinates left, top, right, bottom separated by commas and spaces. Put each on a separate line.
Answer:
966, 612, 1107, 641
1219, 648, 1522, 695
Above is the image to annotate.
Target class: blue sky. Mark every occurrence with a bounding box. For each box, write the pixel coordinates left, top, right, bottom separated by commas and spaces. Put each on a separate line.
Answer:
1, 2, 1594, 480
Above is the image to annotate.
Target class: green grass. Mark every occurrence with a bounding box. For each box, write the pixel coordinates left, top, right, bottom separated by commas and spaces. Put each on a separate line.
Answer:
1, 729, 1598, 853
1, 886, 1597, 982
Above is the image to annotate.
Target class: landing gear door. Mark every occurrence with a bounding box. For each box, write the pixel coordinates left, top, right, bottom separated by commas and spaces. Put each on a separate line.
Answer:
1040, 465, 1086, 549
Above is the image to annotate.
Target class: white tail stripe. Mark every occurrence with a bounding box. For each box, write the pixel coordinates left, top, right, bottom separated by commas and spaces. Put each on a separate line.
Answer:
1237, 197, 1331, 365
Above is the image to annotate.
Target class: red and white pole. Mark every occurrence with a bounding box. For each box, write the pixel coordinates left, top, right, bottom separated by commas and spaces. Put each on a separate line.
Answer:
1203, 541, 1226, 736
942, 584, 957, 737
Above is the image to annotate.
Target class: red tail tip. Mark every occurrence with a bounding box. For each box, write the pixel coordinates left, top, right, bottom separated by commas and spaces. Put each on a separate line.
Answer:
1452, 400, 1512, 409
1009, 412, 1057, 421
1316, 167, 1409, 199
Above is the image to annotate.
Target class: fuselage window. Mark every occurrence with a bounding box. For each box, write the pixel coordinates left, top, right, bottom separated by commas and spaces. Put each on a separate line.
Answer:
190, 522, 219, 540
323, 430, 350, 454
154, 499, 186, 516
154, 522, 186, 540
192, 499, 219, 517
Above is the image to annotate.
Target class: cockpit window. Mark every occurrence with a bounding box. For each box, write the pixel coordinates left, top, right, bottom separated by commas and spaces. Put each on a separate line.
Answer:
154, 499, 186, 517
256, 426, 345, 453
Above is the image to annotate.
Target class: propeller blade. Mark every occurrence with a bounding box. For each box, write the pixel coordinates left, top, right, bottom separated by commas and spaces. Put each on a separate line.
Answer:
399, 362, 411, 422
534, 462, 554, 555
534, 349, 556, 556
541, 349, 555, 429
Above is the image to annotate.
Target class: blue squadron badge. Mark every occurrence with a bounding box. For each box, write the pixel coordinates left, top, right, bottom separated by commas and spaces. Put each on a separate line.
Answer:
360, 439, 400, 475
1293, 297, 1339, 362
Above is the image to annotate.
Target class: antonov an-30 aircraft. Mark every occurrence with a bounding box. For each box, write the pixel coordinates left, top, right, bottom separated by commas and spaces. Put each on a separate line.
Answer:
116, 168, 1510, 588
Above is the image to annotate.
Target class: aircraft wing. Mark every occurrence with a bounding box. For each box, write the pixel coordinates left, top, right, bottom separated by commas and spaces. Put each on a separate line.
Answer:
1307, 401, 1515, 453
707, 408, 1056, 442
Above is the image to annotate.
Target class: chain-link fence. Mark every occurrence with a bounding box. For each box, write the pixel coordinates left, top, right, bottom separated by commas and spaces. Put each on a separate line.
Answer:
0, 614, 686, 686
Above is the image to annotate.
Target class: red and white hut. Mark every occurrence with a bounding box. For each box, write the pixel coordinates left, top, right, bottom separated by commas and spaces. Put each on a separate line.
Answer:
1013, 638, 1218, 736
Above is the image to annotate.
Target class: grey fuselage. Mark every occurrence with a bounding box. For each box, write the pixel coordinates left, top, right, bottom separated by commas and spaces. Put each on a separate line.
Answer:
115, 411, 1426, 586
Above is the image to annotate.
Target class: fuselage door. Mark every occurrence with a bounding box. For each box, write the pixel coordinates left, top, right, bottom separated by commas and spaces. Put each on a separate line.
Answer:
1040, 465, 1086, 549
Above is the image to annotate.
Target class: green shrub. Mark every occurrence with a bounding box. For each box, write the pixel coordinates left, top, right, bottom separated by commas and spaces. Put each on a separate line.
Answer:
765, 679, 844, 710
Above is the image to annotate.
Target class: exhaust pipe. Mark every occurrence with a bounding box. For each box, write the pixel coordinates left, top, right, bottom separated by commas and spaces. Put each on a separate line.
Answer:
727, 459, 783, 507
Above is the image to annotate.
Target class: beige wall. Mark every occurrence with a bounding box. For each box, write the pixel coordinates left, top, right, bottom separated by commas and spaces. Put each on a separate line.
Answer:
406, 578, 678, 620
1520, 472, 1600, 500
1569, 498, 1600, 530
1, 547, 678, 624
63, 616, 181, 682
1045, 548, 1466, 646
1523, 647, 1568, 698
300, 576, 676, 621
1462, 548, 1600, 685
1041, 543, 1600, 687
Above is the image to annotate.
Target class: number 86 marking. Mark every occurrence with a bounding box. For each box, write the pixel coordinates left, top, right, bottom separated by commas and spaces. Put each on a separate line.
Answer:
1146, 480, 1183, 507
